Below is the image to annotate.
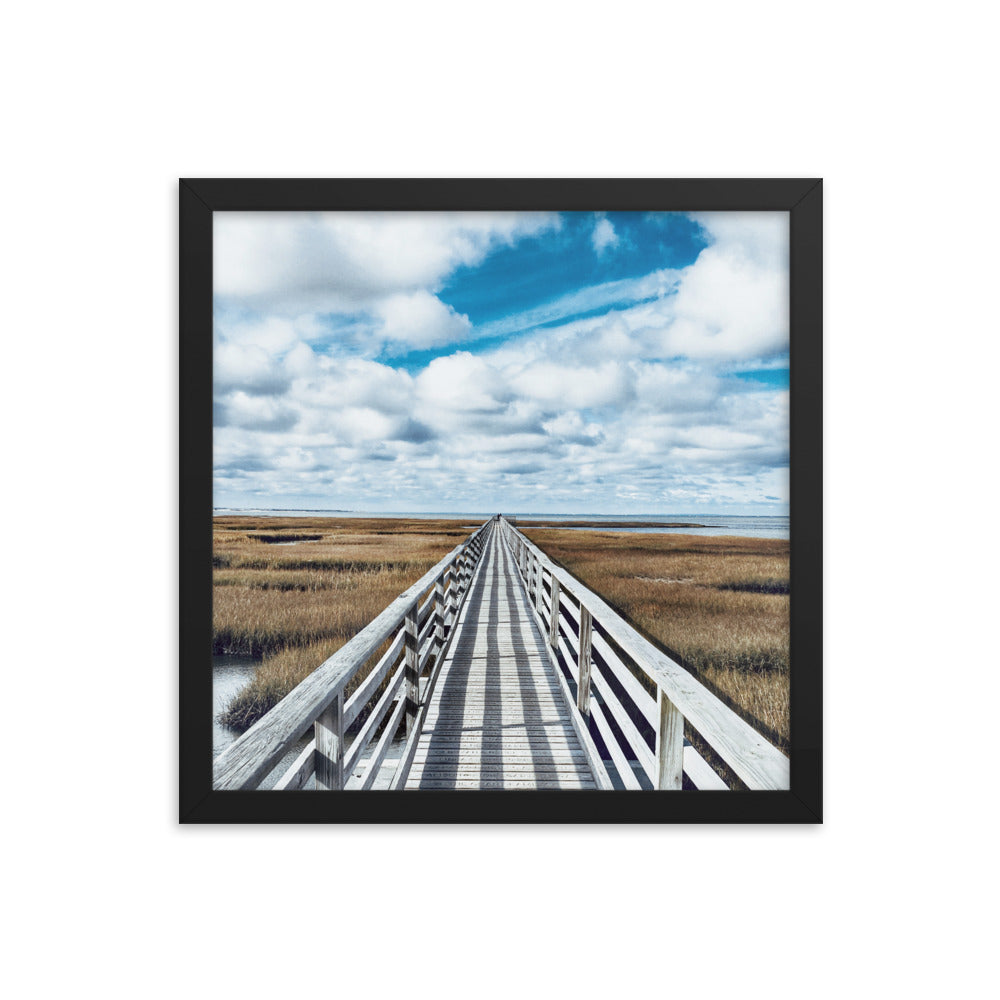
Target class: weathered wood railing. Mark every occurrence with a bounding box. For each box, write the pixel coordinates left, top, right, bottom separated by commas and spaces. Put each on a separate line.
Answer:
213, 519, 494, 790
497, 516, 789, 791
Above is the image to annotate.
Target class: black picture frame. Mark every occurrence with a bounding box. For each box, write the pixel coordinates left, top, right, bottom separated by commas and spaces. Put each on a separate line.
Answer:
180, 178, 822, 824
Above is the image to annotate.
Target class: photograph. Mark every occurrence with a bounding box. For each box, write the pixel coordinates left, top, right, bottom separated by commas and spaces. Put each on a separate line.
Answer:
181, 179, 822, 822
14, 5, 994, 995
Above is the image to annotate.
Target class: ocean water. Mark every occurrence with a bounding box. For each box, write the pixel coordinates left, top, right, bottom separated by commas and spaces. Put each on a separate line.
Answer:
213, 509, 789, 540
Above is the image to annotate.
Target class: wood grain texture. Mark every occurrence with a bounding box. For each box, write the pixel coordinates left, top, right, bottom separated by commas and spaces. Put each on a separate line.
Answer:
577, 606, 593, 716
404, 600, 419, 738
315, 692, 344, 790
355, 694, 407, 791
656, 689, 684, 790
342, 629, 404, 729
342, 657, 407, 778
273, 740, 316, 791
548, 577, 561, 648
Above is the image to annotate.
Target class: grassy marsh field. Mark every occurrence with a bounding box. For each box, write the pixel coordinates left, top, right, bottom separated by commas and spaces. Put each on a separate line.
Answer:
213, 517, 790, 749
213, 517, 464, 728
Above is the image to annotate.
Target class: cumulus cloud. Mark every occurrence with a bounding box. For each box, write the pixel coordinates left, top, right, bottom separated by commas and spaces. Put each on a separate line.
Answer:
509, 361, 634, 410
214, 343, 292, 397
215, 392, 299, 433
376, 291, 472, 352
591, 214, 619, 255
416, 352, 511, 415
542, 412, 604, 446
212, 210, 790, 513
214, 211, 561, 315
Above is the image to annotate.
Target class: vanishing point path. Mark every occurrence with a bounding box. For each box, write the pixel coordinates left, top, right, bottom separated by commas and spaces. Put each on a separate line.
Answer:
406, 527, 596, 789
212, 515, 789, 794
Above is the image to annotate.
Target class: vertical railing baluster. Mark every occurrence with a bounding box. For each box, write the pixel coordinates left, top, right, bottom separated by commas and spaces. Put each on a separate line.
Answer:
404, 600, 419, 737
549, 576, 561, 648
434, 571, 445, 652
535, 562, 544, 614
315, 691, 345, 790
443, 566, 454, 630
577, 605, 592, 714
656, 688, 684, 790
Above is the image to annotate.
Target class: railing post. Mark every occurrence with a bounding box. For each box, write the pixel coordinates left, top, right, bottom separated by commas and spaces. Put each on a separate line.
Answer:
535, 562, 544, 614
315, 691, 345, 790
656, 688, 684, 790
577, 605, 592, 714
443, 566, 455, 628
549, 576, 560, 648
434, 571, 445, 651
404, 600, 419, 738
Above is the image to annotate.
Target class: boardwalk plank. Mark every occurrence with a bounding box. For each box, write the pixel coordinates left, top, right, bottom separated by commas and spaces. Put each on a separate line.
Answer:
404, 526, 596, 791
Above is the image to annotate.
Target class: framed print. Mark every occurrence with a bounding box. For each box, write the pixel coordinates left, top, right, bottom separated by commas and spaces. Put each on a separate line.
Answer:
180, 178, 822, 823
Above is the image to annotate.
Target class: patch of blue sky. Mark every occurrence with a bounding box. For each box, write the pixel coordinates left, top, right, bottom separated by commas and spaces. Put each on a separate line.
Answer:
383, 215, 704, 371
382, 280, 676, 371
730, 367, 790, 389
439, 212, 707, 325
382, 336, 511, 370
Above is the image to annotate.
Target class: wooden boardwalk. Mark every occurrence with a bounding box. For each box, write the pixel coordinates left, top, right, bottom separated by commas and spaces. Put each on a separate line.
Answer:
213, 515, 789, 794
406, 525, 596, 789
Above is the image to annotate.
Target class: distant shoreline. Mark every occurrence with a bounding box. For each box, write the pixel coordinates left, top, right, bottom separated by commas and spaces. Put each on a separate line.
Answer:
212, 512, 789, 540
213, 509, 785, 521
515, 520, 708, 529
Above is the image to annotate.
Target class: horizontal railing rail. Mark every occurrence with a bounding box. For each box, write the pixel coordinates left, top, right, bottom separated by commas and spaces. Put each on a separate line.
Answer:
497, 516, 789, 791
213, 518, 494, 791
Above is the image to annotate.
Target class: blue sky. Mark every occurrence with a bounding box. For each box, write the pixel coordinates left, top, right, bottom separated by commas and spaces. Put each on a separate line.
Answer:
213, 210, 789, 514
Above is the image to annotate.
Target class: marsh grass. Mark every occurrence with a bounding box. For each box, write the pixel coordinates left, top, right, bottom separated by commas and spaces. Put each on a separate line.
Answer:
214, 517, 790, 755
214, 518, 464, 729
524, 528, 790, 747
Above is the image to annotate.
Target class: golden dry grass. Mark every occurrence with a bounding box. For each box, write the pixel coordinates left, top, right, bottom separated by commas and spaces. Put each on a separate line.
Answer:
523, 528, 790, 747
214, 518, 465, 729
215, 517, 790, 753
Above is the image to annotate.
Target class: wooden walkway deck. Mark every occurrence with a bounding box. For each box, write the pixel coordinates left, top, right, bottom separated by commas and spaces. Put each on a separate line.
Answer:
213, 515, 789, 794
406, 526, 596, 789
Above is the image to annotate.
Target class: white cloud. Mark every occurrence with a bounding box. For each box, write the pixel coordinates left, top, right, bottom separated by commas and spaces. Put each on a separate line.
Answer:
486, 210, 788, 366
542, 411, 603, 445
376, 290, 472, 351
510, 361, 634, 409
214, 343, 292, 396
690, 211, 788, 268
664, 231, 788, 359
416, 352, 511, 415
213, 211, 790, 513
214, 211, 561, 315
216, 392, 298, 433
591, 214, 619, 255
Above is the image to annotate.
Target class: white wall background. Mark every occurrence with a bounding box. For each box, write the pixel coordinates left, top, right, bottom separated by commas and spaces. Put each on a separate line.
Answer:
5, 3, 995, 998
